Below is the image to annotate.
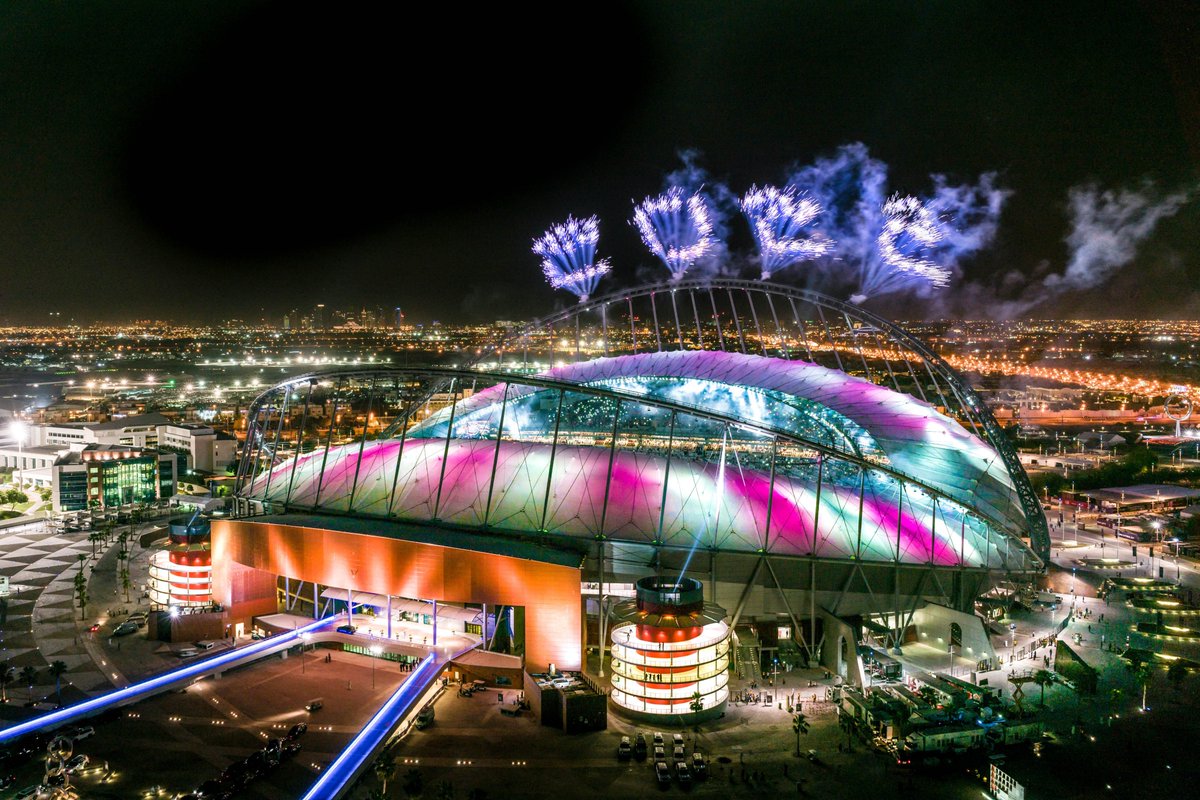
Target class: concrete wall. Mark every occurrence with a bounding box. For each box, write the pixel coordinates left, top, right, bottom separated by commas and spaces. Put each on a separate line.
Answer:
911, 602, 996, 664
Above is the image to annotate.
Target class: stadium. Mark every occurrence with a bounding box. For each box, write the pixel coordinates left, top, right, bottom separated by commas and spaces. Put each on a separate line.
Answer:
215, 279, 1046, 694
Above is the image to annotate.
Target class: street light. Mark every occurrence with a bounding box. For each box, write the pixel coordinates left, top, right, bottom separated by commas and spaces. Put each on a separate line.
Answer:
300, 633, 311, 674
8, 421, 26, 491
370, 644, 382, 689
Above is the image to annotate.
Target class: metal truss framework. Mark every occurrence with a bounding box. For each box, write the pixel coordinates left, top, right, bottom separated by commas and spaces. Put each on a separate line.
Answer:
233, 280, 1047, 665
479, 278, 1049, 563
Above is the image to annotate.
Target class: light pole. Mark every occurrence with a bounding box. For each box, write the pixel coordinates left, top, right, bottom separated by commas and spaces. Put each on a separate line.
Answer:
370, 644, 382, 689
9, 421, 26, 491
300, 633, 311, 674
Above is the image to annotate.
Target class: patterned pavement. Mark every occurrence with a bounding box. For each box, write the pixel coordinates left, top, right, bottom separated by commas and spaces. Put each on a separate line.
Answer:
0, 520, 113, 711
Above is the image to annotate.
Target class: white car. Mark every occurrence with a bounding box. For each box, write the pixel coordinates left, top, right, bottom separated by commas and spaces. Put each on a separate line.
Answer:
65, 754, 89, 774
69, 725, 95, 741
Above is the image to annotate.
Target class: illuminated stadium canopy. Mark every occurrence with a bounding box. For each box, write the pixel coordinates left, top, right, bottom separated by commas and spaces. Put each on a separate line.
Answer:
243, 352, 1038, 572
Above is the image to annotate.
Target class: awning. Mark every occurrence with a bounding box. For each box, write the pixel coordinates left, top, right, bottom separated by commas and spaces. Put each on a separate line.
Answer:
317, 589, 482, 623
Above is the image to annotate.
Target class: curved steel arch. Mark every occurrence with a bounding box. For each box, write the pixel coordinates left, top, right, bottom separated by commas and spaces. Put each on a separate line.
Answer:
482, 278, 1049, 561
236, 278, 1047, 561
235, 364, 1038, 572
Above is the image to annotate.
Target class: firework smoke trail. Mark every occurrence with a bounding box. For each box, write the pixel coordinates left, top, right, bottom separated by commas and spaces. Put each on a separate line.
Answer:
531, 214, 612, 302
785, 142, 1008, 302
632, 186, 716, 281
740, 185, 834, 280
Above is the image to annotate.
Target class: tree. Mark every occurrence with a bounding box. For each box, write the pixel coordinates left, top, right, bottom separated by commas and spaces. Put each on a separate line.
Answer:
0, 661, 13, 703
374, 758, 396, 795
792, 711, 810, 757
88, 530, 102, 559
1033, 669, 1055, 707
73, 570, 88, 620
1167, 661, 1188, 697
1129, 661, 1154, 712
402, 768, 423, 799
837, 709, 856, 750
47, 661, 68, 706
120, 564, 132, 603
19, 665, 38, 703
4, 488, 28, 509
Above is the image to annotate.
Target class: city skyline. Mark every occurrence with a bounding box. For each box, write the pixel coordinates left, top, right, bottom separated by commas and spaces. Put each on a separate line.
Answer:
0, 2, 1196, 324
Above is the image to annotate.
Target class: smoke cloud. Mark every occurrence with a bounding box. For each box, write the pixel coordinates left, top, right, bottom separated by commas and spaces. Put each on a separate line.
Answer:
959, 181, 1192, 318
1048, 182, 1190, 292
784, 143, 1009, 299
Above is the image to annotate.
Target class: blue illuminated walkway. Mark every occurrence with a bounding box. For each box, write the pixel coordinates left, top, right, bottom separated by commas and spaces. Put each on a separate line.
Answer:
0, 614, 343, 744
300, 654, 442, 800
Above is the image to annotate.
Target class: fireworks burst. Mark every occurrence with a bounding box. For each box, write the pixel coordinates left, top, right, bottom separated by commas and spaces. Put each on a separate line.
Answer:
740, 184, 833, 279
849, 194, 951, 303
532, 214, 612, 302
631, 187, 716, 281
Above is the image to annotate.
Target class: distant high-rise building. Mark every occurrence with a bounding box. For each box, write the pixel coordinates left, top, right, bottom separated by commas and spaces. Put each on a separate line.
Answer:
394, 307, 403, 329
314, 303, 326, 331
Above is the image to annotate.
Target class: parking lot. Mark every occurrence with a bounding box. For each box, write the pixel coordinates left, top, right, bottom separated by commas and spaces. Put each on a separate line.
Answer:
1, 646, 407, 799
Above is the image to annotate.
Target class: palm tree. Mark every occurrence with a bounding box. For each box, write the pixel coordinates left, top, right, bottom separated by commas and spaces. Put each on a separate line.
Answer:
792, 711, 810, 757
402, 768, 423, 799
88, 530, 101, 558
1033, 669, 1055, 707
374, 758, 395, 795
1129, 660, 1154, 712
0, 661, 14, 704
837, 709, 856, 750
47, 661, 68, 706
73, 570, 88, 620
19, 665, 38, 703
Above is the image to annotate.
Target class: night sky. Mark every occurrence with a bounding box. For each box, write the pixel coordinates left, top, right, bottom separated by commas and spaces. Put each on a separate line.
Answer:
0, 1, 1196, 324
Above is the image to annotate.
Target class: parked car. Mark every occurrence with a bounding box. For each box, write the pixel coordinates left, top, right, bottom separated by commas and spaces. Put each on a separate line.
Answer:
653, 732, 664, 747
335, 624, 356, 635
634, 733, 647, 761
691, 752, 707, 778
676, 762, 693, 785
286, 723, 308, 741
672, 733, 684, 747
618, 736, 632, 761
112, 621, 138, 636
655, 762, 671, 785
68, 726, 94, 742
673, 745, 685, 762
281, 741, 302, 759
64, 754, 89, 774
653, 745, 665, 762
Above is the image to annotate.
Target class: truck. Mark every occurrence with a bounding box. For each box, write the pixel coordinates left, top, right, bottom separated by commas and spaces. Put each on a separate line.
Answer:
1035, 591, 1063, 605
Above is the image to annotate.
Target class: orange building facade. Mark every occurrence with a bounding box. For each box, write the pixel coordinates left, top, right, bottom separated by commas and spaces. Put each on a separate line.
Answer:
210, 517, 584, 672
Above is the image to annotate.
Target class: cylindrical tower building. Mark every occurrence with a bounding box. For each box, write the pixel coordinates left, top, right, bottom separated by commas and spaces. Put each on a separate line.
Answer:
149, 515, 213, 608
609, 577, 730, 722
